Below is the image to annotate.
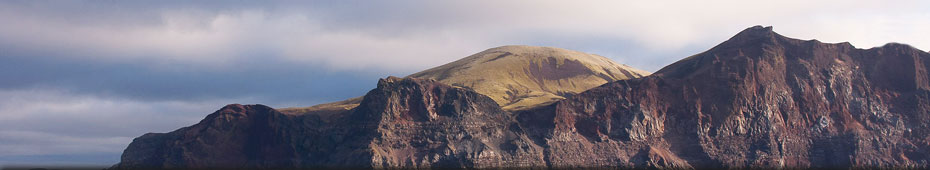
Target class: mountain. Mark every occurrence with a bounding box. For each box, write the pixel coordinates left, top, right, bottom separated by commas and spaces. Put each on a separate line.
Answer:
278, 45, 649, 115
114, 26, 930, 169
115, 77, 546, 168
408, 45, 650, 110
116, 104, 297, 168
531, 26, 930, 168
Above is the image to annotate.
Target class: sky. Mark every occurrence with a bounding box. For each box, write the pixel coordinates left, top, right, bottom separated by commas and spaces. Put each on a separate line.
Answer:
1, 0, 928, 167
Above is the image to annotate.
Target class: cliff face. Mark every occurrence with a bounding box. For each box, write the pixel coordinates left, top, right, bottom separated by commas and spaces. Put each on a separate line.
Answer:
116, 104, 300, 169
350, 77, 546, 168
115, 77, 546, 169
535, 26, 930, 168
116, 26, 930, 169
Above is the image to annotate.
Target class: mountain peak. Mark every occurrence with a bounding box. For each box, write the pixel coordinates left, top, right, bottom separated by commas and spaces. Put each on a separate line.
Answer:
549, 25, 930, 168
735, 25, 775, 38
719, 25, 781, 47
654, 26, 794, 77
409, 45, 650, 110
208, 104, 274, 118
738, 25, 774, 36
377, 76, 406, 87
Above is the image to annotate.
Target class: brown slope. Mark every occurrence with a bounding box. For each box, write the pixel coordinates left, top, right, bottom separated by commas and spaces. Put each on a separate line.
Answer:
528, 25, 930, 168
279, 45, 649, 115
409, 45, 650, 110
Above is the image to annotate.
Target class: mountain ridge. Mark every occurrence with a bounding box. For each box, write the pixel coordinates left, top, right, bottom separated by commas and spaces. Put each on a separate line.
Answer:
115, 26, 930, 169
535, 25, 930, 167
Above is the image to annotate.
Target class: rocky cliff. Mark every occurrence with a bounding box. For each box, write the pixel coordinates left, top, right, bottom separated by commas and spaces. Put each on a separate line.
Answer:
409, 45, 650, 110
115, 26, 930, 169
115, 104, 299, 168
115, 77, 546, 169
532, 26, 930, 168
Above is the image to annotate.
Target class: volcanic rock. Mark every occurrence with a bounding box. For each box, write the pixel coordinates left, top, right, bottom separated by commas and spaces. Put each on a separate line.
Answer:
115, 104, 299, 168
533, 26, 930, 168
115, 77, 546, 168
116, 26, 930, 169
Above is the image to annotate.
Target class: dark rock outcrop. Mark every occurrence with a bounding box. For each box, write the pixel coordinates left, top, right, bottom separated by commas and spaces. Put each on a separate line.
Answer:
115, 104, 299, 169
115, 77, 545, 169
115, 26, 930, 169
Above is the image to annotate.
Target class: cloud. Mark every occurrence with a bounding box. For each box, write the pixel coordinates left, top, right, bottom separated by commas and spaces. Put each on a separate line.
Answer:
3, 0, 927, 72
0, 83, 375, 166
0, 130, 131, 157
0, 0, 928, 166
0, 53, 380, 105
0, 1, 486, 72
0, 88, 239, 165
0, 89, 227, 136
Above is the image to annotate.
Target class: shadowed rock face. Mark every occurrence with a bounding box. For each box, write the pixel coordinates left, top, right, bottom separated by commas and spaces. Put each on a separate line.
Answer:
115, 104, 299, 169
115, 77, 545, 169
116, 26, 930, 169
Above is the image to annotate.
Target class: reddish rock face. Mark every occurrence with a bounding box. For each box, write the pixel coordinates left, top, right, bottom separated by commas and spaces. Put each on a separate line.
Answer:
115, 26, 930, 169
535, 26, 930, 168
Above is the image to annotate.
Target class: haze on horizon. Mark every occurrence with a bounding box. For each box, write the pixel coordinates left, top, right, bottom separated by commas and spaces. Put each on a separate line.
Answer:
0, 0, 928, 166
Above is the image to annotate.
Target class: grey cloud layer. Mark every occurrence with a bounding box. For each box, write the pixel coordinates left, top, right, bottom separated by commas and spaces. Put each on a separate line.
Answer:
0, 55, 378, 103
0, 89, 241, 166
3, 1, 928, 71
